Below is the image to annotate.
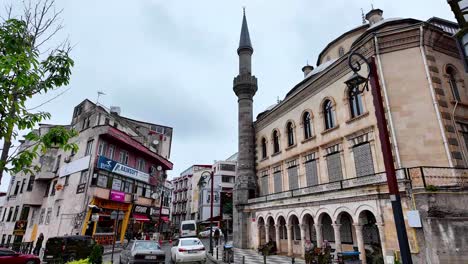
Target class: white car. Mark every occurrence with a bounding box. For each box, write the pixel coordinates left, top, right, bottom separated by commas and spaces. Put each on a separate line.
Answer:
198, 227, 224, 238
171, 237, 206, 263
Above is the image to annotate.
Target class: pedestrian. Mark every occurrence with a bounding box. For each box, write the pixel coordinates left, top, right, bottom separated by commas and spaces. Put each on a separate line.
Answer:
304, 240, 314, 264
214, 228, 220, 246
33, 233, 44, 256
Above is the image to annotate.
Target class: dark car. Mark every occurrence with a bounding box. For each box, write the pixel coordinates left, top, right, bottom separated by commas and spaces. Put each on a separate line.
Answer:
119, 240, 165, 264
43, 235, 97, 263
0, 248, 40, 264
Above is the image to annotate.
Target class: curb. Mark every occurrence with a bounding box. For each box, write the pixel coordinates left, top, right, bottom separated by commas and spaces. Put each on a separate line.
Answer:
103, 249, 122, 255
206, 252, 224, 264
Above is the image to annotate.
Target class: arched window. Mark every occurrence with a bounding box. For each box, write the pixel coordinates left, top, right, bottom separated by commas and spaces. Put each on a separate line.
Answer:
338, 47, 345, 57
261, 138, 267, 159
273, 130, 280, 153
303, 112, 312, 139
323, 99, 335, 130
447, 66, 461, 101
287, 122, 295, 146
349, 87, 364, 118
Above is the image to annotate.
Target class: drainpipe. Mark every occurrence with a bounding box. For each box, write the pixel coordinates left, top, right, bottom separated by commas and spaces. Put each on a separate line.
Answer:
373, 35, 403, 169
419, 25, 454, 167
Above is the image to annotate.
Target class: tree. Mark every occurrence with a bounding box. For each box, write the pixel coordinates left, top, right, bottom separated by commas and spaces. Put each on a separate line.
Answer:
0, 0, 77, 183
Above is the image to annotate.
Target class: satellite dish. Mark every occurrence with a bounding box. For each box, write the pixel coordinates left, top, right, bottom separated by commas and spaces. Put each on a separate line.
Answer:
152, 140, 160, 145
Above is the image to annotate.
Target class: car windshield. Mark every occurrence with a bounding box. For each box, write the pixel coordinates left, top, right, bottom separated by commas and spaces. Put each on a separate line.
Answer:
134, 241, 160, 250
181, 239, 202, 246
182, 224, 195, 230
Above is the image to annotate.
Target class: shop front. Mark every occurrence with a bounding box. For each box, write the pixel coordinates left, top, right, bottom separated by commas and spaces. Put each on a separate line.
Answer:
127, 205, 158, 239
81, 195, 132, 245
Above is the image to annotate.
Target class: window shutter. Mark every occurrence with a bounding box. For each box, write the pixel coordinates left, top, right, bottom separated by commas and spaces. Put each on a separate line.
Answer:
327, 152, 343, 182
353, 143, 375, 177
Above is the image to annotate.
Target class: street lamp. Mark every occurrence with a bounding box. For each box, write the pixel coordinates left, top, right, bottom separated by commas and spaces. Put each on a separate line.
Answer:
345, 50, 413, 264
447, 0, 468, 72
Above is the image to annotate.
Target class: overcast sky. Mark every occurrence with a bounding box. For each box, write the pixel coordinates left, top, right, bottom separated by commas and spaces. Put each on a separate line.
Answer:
0, 1, 454, 191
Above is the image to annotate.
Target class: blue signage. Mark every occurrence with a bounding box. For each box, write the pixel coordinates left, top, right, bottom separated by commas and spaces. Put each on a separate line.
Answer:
97, 156, 149, 183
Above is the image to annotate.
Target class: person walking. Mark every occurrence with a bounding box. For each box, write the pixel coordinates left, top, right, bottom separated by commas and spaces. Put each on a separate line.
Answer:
33, 233, 44, 256
213, 228, 220, 246
304, 240, 314, 264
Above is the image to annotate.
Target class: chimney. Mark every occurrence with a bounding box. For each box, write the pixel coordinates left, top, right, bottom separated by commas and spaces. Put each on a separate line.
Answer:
110, 106, 121, 115
302, 64, 314, 78
365, 8, 383, 26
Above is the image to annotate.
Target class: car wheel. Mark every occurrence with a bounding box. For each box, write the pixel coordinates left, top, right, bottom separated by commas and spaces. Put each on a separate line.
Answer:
68, 255, 76, 262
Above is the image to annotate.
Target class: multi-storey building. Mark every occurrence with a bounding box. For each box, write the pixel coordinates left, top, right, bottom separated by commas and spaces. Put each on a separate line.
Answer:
170, 165, 211, 226
0, 99, 173, 247
233, 8, 468, 264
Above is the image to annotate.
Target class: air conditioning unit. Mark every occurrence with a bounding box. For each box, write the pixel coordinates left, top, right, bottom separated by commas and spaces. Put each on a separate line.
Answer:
64, 156, 71, 163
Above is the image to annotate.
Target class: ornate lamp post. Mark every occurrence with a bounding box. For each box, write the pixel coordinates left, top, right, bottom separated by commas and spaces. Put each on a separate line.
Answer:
201, 170, 215, 254
344, 51, 413, 264
447, 0, 468, 72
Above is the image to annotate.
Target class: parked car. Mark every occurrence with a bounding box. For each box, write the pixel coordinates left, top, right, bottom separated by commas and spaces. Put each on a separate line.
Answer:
119, 240, 165, 264
180, 220, 197, 238
170, 237, 206, 263
42, 235, 96, 263
198, 227, 224, 238
0, 248, 40, 264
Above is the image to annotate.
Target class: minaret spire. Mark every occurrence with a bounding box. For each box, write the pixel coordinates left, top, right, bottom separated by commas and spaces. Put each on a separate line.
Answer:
238, 7, 253, 54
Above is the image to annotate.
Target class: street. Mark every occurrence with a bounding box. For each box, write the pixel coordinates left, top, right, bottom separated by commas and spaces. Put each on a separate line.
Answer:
103, 238, 218, 264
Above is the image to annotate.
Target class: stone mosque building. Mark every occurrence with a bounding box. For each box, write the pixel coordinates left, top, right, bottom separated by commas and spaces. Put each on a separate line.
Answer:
232, 8, 468, 264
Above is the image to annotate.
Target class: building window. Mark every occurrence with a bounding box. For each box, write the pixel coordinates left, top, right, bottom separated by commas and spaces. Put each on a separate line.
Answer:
56, 206, 61, 217
273, 170, 282, 193
13, 181, 20, 195
44, 182, 51, 196
287, 122, 295, 146
39, 208, 45, 224
50, 180, 57, 196
64, 175, 70, 186
261, 138, 267, 159
20, 179, 26, 193
261, 176, 269, 195
97, 174, 108, 188
80, 170, 88, 184
7, 207, 13, 222
137, 158, 145, 171
323, 99, 335, 130
338, 46, 345, 57
303, 112, 313, 139
447, 66, 461, 101
26, 176, 35, 191
273, 130, 280, 153
341, 214, 354, 244
29, 209, 36, 227
322, 215, 335, 242
85, 140, 94, 156
288, 165, 299, 190
20, 207, 30, 221
12, 206, 19, 221
108, 145, 115, 160
119, 151, 129, 165
98, 142, 107, 156
305, 159, 319, 186
353, 143, 375, 177
45, 208, 52, 225
349, 87, 364, 118
327, 152, 343, 182
1, 208, 6, 222
460, 124, 468, 155
53, 155, 61, 172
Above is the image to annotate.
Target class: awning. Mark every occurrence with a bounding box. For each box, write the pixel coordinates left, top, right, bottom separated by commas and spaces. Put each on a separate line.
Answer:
133, 214, 150, 222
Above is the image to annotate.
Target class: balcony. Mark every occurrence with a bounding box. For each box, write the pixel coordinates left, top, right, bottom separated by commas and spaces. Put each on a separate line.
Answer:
248, 169, 407, 204
21, 190, 44, 206
35, 171, 56, 180
89, 186, 132, 203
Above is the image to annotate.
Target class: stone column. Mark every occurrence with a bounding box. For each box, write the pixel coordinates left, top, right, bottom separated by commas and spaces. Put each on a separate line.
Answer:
314, 224, 323, 248
287, 225, 293, 256
332, 224, 342, 253
257, 225, 263, 248
300, 224, 306, 257
377, 223, 387, 259
275, 224, 281, 252
354, 224, 366, 264
265, 224, 270, 243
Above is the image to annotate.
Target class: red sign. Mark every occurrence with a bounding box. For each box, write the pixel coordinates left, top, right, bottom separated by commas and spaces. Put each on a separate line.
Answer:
109, 190, 125, 202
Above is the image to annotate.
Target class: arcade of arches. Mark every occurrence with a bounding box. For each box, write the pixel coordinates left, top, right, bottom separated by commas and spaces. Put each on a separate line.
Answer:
256, 207, 385, 264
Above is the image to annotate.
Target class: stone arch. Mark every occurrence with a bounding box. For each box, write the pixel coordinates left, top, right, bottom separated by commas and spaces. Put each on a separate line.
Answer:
275, 212, 286, 224
444, 63, 460, 75
315, 208, 334, 223
300, 109, 314, 124
354, 204, 378, 223
300, 209, 315, 225
287, 211, 300, 225
357, 210, 383, 261
320, 96, 337, 110
333, 206, 355, 224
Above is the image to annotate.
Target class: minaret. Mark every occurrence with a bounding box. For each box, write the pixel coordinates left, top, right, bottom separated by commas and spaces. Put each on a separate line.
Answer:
233, 8, 258, 249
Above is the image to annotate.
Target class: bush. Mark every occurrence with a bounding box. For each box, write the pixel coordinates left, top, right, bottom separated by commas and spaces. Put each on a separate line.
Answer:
89, 244, 104, 264
426, 185, 438, 192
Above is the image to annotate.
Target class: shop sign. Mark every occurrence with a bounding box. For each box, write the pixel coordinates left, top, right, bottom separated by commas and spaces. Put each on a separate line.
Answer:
133, 205, 150, 215
97, 156, 149, 183
76, 183, 86, 194
150, 207, 169, 216
110, 190, 125, 202
59, 155, 91, 177
13, 220, 27, 235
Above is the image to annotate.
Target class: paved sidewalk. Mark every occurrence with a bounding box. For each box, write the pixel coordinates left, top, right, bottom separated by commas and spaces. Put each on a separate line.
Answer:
206, 244, 305, 264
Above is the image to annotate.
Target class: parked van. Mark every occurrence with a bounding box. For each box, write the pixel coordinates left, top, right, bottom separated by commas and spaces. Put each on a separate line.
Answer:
180, 220, 197, 238
43, 235, 97, 263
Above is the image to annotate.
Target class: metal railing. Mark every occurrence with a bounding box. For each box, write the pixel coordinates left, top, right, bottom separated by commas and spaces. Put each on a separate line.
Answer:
0, 242, 33, 254
248, 166, 468, 204
407, 166, 468, 189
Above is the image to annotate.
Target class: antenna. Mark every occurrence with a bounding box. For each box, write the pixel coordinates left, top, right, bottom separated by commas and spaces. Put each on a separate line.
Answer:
96, 91, 106, 105
277, 96, 280, 103
361, 8, 366, 24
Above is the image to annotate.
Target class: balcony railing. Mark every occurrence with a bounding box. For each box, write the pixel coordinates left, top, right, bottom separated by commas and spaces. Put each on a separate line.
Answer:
407, 166, 468, 189
249, 169, 407, 204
